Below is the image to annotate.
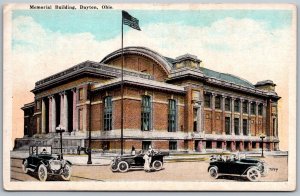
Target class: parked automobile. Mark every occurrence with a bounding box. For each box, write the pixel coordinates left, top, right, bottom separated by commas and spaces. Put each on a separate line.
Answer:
110, 151, 169, 172
208, 155, 268, 181
22, 145, 72, 181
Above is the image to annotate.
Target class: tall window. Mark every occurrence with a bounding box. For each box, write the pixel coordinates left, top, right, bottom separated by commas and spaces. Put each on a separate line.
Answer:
225, 98, 231, 111
215, 96, 221, 109
225, 117, 231, 134
169, 141, 177, 150
234, 100, 240, 112
168, 99, 177, 132
258, 104, 263, 115
204, 94, 211, 108
251, 102, 256, 114
141, 96, 151, 131
243, 102, 248, 113
243, 119, 248, 135
234, 118, 239, 135
103, 96, 112, 131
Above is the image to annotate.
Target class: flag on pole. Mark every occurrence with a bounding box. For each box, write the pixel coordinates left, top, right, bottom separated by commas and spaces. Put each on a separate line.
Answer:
122, 10, 141, 31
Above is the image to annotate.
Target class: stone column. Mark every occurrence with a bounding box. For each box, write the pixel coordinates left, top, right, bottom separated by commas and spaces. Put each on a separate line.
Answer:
72, 88, 78, 132
195, 102, 202, 133
239, 99, 243, 135
60, 92, 64, 128
41, 99, 46, 134
262, 103, 267, 136
248, 101, 251, 135
48, 96, 52, 133
211, 93, 216, 135
222, 95, 226, 135
255, 102, 259, 136
64, 91, 68, 132
231, 98, 235, 135
52, 95, 56, 132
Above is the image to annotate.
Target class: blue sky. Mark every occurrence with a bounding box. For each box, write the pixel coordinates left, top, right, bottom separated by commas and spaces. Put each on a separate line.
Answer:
12, 9, 292, 41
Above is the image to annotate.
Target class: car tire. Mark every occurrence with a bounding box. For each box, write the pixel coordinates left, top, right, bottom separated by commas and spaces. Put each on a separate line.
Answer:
22, 160, 29, 174
209, 167, 219, 179
110, 161, 119, 172
37, 164, 48, 181
118, 161, 129, 173
61, 164, 72, 181
247, 167, 261, 182
152, 160, 163, 171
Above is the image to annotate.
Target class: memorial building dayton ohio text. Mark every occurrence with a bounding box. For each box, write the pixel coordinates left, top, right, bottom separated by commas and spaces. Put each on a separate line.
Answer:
16, 46, 281, 153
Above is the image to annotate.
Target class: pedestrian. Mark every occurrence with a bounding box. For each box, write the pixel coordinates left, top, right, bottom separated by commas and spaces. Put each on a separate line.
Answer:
143, 151, 151, 172
131, 145, 136, 156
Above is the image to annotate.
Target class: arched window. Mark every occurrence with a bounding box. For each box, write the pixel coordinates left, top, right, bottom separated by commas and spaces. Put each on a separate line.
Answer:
141, 96, 151, 131
103, 96, 112, 131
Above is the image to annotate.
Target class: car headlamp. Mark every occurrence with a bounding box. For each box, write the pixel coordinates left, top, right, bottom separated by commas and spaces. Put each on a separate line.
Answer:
49, 160, 62, 170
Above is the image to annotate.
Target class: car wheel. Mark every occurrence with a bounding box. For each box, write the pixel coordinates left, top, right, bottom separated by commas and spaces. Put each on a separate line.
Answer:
209, 167, 219, 179
37, 164, 48, 181
118, 161, 129, 173
152, 160, 163, 171
247, 167, 261, 182
22, 160, 29, 174
61, 164, 72, 181
110, 161, 119, 172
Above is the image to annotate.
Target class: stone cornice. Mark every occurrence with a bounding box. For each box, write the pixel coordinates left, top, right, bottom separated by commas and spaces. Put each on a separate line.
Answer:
32, 61, 152, 93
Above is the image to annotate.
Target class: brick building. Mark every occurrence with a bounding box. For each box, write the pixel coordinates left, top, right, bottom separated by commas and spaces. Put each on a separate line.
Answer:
18, 46, 280, 153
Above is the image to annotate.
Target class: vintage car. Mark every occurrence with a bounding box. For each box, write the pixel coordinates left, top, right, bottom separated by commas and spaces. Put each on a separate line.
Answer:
208, 155, 268, 181
22, 145, 72, 181
110, 151, 169, 172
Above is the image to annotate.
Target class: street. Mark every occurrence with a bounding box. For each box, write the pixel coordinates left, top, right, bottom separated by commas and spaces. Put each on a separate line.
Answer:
11, 156, 288, 182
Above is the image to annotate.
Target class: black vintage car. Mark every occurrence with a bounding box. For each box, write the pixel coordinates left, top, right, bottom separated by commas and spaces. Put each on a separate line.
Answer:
208, 156, 268, 181
22, 145, 72, 181
110, 151, 169, 172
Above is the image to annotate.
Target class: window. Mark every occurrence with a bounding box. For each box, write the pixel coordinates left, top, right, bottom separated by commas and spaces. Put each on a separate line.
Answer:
234, 118, 239, 135
168, 99, 177, 132
102, 141, 110, 151
252, 142, 257, 149
141, 96, 151, 131
225, 117, 231, 134
169, 141, 177, 150
251, 103, 256, 114
243, 102, 248, 113
142, 141, 151, 150
217, 141, 222, 149
215, 96, 221, 109
225, 98, 231, 111
206, 141, 212, 149
204, 94, 211, 108
243, 119, 248, 135
258, 104, 263, 115
234, 100, 240, 112
103, 96, 112, 131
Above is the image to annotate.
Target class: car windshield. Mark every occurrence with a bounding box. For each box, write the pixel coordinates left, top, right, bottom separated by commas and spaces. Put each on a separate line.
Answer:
30, 146, 52, 155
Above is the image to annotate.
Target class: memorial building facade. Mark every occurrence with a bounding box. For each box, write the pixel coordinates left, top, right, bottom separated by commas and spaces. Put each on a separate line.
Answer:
19, 46, 280, 153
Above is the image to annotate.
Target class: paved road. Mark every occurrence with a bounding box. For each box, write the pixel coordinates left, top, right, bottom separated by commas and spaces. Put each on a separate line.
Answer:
11, 156, 287, 182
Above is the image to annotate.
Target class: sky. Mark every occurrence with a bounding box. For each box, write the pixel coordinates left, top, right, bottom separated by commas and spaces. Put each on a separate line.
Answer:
10, 7, 295, 150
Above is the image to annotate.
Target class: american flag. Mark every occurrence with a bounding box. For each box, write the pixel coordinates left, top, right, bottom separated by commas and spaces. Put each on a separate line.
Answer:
122, 10, 141, 31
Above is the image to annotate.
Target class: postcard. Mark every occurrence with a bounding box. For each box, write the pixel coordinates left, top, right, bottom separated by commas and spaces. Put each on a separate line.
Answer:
3, 3, 296, 191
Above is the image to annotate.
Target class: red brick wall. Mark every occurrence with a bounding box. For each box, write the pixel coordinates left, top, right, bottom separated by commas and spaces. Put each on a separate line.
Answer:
91, 104, 101, 131
215, 112, 222, 134
124, 99, 141, 129
153, 103, 168, 130
204, 111, 212, 134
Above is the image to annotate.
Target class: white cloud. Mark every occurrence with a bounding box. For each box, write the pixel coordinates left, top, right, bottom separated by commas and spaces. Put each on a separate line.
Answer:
12, 16, 293, 150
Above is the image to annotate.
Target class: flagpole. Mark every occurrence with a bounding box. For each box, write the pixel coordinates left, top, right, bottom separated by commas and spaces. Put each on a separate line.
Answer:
121, 12, 124, 156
